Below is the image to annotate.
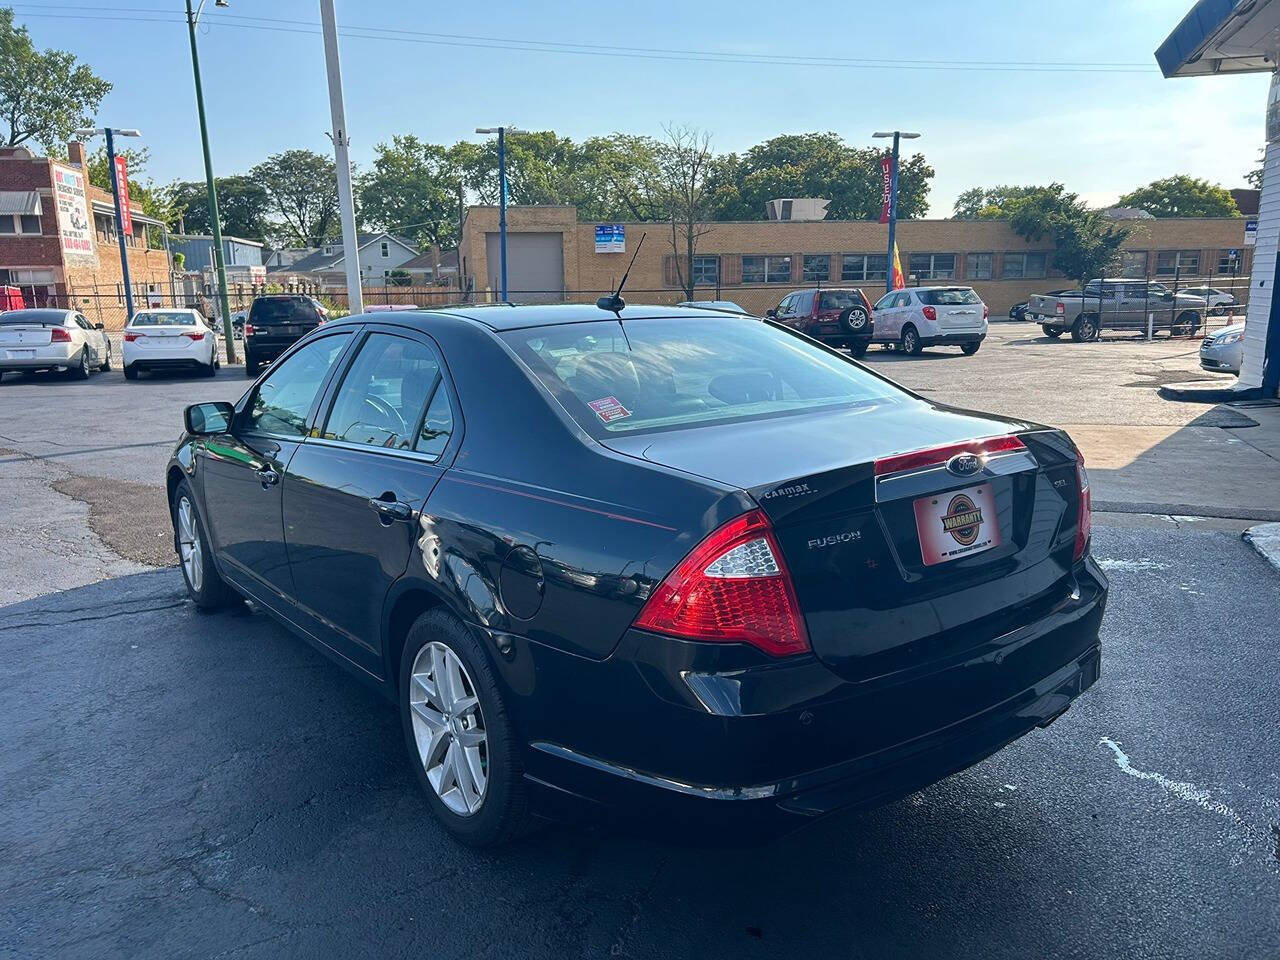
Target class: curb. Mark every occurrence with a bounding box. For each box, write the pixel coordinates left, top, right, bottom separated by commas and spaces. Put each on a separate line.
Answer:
1243, 523, 1280, 573
1093, 500, 1280, 523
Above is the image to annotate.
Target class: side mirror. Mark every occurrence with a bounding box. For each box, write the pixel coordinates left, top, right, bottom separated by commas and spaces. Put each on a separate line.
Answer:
94, 322, 104, 330
765, 308, 777, 318
184, 401, 234, 436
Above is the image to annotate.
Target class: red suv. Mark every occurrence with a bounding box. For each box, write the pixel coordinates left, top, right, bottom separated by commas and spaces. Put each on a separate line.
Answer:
767, 288, 875, 357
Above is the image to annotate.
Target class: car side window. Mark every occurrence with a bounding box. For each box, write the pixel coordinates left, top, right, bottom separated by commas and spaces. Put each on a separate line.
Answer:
245, 333, 352, 438
75, 314, 92, 330
775, 295, 793, 316
894, 293, 912, 309
321, 332, 452, 456
873, 292, 896, 311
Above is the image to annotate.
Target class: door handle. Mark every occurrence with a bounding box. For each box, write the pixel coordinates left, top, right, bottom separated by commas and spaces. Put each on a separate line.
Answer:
369, 495, 413, 523
257, 465, 280, 487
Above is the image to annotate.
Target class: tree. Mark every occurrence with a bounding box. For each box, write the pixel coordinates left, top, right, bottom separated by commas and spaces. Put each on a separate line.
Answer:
655, 124, 715, 300
953, 184, 1055, 220
249, 149, 340, 246
358, 134, 461, 249
1245, 148, 1264, 190
1003, 184, 1129, 283
0, 8, 111, 153
572, 135, 663, 222
1117, 175, 1240, 218
165, 176, 272, 241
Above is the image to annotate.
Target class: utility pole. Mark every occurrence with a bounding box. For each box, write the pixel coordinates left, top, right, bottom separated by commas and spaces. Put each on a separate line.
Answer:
873, 129, 921, 294
74, 127, 142, 324
320, 0, 364, 315
184, 0, 236, 362
475, 126, 522, 302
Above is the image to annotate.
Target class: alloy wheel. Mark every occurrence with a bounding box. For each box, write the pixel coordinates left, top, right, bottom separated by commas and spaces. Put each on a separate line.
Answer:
177, 496, 203, 592
409, 641, 488, 816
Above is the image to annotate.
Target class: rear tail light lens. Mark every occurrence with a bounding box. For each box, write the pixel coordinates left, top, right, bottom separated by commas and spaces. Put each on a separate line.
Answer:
182, 332, 205, 341
244, 323, 255, 337
633, 509, 809, 657
922, 305, 937, 322
123, 331, 141, 341
875, 434, 1026, 477
1055, 302, 1065, 315
1073, 448, 1091, 562
50, 327, 72, 342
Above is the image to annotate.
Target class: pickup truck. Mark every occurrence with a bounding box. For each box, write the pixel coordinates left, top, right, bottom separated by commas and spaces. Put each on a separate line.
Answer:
1028, 279, 1207, 341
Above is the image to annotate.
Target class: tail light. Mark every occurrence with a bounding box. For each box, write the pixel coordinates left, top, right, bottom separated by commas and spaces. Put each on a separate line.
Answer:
123, 331, 141, 342
50, 327, 72, 342
633, 509, 809, 657
1055, 302, 1065, 315
244, 323, 255, 337
860, 290, 873, 314
875, 434, 1026, 477
1073, 447, 1091, 562
810, 296, 821, 320
922, 305, 937, 322
182, 332, 206, 341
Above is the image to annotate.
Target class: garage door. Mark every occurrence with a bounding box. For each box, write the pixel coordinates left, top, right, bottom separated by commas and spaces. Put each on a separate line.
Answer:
485, 232, 564, 303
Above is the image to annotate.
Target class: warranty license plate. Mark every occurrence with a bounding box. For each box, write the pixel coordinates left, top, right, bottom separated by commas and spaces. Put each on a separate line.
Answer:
913, 483, 1001, 566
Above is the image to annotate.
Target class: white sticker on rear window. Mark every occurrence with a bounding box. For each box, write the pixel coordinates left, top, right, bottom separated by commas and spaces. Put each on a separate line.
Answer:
587, 395, 631, 423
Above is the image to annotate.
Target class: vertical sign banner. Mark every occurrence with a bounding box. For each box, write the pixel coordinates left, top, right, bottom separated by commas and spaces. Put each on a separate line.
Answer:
879, 155, 893, 224
51, 162, 95, 262
115, 155, 133, 237
595, 223, 625, 253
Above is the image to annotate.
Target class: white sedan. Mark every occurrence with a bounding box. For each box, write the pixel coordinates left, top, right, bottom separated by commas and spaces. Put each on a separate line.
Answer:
122, 309, 220, 380
0, 308, 111, 380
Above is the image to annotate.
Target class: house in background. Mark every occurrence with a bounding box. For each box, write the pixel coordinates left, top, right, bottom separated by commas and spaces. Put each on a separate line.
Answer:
265, 231, 418, 286
169, 233, 265, 285
400, 247, 459, 286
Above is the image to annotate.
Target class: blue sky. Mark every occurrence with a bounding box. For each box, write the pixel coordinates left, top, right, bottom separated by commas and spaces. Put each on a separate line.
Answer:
15, 0, 1271, 216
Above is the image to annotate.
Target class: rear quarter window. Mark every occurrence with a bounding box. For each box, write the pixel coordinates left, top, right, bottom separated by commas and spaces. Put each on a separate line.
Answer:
919, 288, 981, 306
819, 291, 864, 311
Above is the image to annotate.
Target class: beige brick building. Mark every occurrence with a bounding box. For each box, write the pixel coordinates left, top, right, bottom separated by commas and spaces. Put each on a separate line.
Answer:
459, 205, 1252, 314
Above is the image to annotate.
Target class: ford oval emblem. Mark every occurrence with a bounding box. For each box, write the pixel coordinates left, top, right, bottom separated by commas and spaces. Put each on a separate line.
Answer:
946, 452, 982, 477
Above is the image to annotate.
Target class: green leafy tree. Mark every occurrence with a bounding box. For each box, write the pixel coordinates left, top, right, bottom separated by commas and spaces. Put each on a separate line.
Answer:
358, 134, 461, 249
953, 184, 1057, 219
1116, 175, 1240, 218
166, 177, 272, 241
1002, 184, 1128, 283
249, 149, 340, 246
1245, 148, 1264, 190
571, 134, 663, 222
0, 7, 111, 153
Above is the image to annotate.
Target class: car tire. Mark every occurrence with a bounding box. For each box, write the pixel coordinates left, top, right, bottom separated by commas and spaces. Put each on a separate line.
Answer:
1174, 311, 1201, 337
69, 348, 91, 380
1042, 325, 1063, 339
849, 341, 869, 359
99, 341, 112, 372
961, 342, 980, 356
1072, 314, 1099, 343
399, 608, 531, 848
171, 479, 236, 611
839, 307, 869, 335
900, 325, 923, 356
123, 364, 139, 380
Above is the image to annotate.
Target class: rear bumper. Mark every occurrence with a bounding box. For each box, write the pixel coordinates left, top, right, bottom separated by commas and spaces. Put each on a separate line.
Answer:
0, 345, 76, 369
245, 339, 298, 363
920, 331, 986, 347
504, 557, 1107, 837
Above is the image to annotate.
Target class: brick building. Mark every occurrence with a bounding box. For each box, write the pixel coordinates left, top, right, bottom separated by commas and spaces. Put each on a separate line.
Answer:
459, 205, 1252, 314
0, 141, 170, 327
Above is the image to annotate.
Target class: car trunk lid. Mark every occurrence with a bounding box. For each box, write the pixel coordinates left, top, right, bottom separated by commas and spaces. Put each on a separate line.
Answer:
0, 324, 54, 347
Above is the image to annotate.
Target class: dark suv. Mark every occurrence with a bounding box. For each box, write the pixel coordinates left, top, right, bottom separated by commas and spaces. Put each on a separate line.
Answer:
244, 295, 325, 376
767, 288, 875, 357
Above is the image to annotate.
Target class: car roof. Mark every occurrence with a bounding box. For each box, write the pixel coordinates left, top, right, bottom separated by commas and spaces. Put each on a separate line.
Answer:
409, 302, 759, 332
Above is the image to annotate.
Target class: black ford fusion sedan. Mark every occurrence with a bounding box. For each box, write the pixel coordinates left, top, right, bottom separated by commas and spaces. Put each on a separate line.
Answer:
167, 303, 1106, 847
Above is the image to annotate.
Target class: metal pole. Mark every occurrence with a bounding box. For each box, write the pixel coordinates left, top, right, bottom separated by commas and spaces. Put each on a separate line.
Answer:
498, 126, 508, 302
885, 131, 900, 295
185, 0, 236, 362
104, 128, 135, 324
320, 0, 364, 316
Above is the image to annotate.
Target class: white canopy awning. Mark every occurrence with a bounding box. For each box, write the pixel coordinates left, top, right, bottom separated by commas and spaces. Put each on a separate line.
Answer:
0, 191, 42, 216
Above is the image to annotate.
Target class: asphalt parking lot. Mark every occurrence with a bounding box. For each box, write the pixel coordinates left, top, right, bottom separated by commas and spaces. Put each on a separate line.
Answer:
2, 320, 1278, 958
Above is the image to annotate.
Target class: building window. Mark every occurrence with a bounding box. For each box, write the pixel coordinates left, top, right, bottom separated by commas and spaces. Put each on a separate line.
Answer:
692, 255, 719, 285
380, 241, 390, 258
802, 254, 830, 283
741, 256, 765, 284
1218, 251, 1243, 274
1120, 251, 1148, 278
1002, 252, 1048, 279
741, 255, 792, 284
840, 253, 887, 283
1155, 250, 1199, 276
909, 253, 956, 281
966, 252, 994, 280
0, 217, 12, 235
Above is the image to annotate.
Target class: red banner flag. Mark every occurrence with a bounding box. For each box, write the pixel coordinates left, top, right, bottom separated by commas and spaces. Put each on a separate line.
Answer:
115, 155, 132, 237
879, 155, 892, 224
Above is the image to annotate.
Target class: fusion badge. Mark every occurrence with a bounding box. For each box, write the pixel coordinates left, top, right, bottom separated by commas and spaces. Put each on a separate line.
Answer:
912, 483, 1001, 566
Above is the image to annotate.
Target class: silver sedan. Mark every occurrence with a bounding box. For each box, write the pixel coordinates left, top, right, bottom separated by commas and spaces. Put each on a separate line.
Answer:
0, 308, 112, 380
1199, 323, 1245, 375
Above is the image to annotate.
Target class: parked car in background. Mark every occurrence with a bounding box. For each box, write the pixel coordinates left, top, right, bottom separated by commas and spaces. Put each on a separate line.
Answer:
230, 309, 247, 339
0, 308, 110, 380
0, 285, 26, 312
1028, 280, 1206, 341
1199, 322, 1245, 374
168, 303, 1103, 847
767, 287, 874, 357
676, 299, 748, 314
243, 294, 326, 377
872, 286, 988, 356
1012, 289, 1075, 323
123, 308, 220, 380
1181, 286, 1238, 315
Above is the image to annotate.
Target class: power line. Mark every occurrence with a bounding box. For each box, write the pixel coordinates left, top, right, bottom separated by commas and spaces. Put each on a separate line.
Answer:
12, 5, 1160, 73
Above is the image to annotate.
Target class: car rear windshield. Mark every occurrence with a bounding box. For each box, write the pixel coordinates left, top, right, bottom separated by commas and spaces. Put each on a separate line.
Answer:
502, 317, 905, 436
0, 310, 66, 325
129, 311, 196, 327
818, 291, 864, 312
249, 298, 318, 324
919, 288, 981, 305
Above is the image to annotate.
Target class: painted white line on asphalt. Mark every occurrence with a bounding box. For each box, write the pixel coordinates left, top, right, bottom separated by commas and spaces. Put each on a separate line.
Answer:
1095, 558, 1170, 571
1243, 523, 1280, 574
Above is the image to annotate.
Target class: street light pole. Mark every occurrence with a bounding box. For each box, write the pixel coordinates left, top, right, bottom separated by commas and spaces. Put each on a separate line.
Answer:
185, 0, 237, 362
873, 130, 921, 294
75, 126, 142, 324
320, 0, 364, 316
476, 126, 522, 302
